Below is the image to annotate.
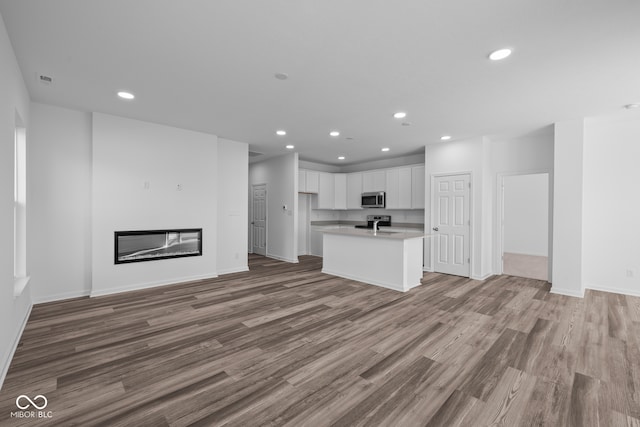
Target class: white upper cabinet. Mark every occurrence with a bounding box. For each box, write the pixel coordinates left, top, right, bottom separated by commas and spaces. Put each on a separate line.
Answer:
399, 167, 412, 209
301, 165, 423, 210
386, 167, 412, 209
298, 169, 319, 193
346, 172, 363, 209
298, 170, 306, 193
315, 172, 335, 209
306, 170, 319, 193
411, 165, 425, 209
334, 173, 347, 210
362, 170, 386, 192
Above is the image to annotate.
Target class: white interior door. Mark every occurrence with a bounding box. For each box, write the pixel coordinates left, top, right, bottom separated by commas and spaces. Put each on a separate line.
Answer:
252, 184, 267, 256
433, 174, 470, 276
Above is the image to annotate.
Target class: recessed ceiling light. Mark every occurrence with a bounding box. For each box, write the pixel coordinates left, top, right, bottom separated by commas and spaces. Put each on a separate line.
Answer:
393, 112, 407, 119
276, 130, 287, 136
381, 148, 390, 152
274, 73, 289, 80
286, 145, 294, 149
329, 131, 340, 137
440, 135, 452, 141
489, 48, 512, 61
624, 103, 640, 109
338, 156, 345, 160
117, 91, 135, 100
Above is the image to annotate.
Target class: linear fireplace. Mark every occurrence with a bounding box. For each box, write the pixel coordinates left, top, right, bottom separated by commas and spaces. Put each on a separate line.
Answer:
114, 229, 202, 264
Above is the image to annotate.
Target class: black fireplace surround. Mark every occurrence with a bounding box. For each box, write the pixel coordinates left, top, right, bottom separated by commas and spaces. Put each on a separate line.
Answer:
114, 228, 202, 264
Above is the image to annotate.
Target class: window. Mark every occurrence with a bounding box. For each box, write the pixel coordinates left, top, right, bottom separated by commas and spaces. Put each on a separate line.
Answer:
13, 117, 28, 296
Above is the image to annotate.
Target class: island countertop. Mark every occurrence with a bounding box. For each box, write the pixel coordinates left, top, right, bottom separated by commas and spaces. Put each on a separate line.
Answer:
320, 227, 427, 241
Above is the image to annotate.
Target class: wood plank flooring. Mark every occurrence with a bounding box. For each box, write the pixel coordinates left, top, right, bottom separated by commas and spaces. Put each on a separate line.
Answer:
1, 254, 640, 426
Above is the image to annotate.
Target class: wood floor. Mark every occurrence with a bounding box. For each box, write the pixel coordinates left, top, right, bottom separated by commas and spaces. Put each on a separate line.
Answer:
1, 255, 640, 426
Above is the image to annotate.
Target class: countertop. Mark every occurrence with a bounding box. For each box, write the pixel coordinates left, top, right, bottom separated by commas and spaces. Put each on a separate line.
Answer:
321, 227, 427, 240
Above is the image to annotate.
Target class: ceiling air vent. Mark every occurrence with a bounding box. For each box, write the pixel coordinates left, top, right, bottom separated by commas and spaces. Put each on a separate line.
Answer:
36, 73, 53, 85
249, 151, 263, 157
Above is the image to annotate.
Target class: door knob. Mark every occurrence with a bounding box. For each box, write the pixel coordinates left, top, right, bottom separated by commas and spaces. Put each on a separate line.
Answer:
432, 227, 439, 231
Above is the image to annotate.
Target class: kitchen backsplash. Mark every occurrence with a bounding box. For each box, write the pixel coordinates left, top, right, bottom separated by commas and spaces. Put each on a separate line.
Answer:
309, 208, 424, 224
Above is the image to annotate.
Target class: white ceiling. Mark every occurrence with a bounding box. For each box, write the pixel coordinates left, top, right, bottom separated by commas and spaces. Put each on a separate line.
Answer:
1, 0, 639, 165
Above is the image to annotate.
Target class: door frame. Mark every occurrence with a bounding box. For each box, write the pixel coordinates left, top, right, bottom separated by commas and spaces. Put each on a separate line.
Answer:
429, 171, 473, 278
495, 170, 553, 280
250, 183, 267, 255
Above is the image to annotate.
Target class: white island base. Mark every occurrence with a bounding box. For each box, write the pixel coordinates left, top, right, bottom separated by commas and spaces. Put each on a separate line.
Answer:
322, 229, 425, 292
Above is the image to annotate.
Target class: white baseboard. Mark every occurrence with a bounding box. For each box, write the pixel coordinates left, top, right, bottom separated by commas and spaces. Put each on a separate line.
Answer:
584, 283, 640, 298
90, 273, 218, 297
471, 272, 493, 281
0, 302, 32, 390
266, 253, 299, 263
217, 266, 249, 276
33, 289, 91, 304
550, 286, 585, 298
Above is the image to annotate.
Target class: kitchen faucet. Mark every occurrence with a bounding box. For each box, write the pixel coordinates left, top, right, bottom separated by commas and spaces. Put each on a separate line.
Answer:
373, 220, 380, 232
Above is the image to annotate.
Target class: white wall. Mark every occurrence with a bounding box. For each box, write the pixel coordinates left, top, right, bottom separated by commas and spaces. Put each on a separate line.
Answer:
28, 103, 92, 302
92, 113, 219, 296
582, 113, 640, 296
503, 174, 549, 256
425, 137, 489, 279
217, 138, 249, 274
552, 119, 585, 297
249, 153, 298, 262
0, 12, 32, 387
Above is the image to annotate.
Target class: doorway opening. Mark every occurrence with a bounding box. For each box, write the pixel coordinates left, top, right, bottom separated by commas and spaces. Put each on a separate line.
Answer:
499, 172, 550, 281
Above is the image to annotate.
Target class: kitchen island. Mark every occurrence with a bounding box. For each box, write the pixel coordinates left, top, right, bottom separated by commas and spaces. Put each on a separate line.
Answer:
321, 227, 426, 292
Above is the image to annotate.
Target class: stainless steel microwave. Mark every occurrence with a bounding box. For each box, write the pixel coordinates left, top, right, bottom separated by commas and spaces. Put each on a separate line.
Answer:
361, 192, 385, 208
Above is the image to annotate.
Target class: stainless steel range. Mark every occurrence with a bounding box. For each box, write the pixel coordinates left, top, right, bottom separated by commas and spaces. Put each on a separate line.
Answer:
354, 215, 391, 230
